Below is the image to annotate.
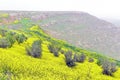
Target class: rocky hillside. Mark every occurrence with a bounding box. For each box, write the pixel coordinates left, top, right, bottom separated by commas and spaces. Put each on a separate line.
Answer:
37, 12, 120, 60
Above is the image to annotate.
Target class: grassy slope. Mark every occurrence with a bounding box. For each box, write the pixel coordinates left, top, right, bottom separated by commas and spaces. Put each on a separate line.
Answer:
0, 25, 120, 80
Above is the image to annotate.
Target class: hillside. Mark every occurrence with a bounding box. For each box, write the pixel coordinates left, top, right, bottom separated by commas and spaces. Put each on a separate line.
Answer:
36, 12, 120, 60
0, 11, 120, 79
1, 11, 119, 60
102, 18, 120, 27
0, 23, 120, 80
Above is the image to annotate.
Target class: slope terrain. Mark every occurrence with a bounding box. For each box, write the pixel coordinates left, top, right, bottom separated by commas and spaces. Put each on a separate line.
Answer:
0, 24, 120, 80
1, 11, 119, 60
37, 12, 120, 60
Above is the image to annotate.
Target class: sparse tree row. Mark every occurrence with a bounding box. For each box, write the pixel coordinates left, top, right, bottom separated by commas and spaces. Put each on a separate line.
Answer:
0, 28, 117, 77
0, 28, 27, 48
47, 42, 117, 76
47, 42, 92, 67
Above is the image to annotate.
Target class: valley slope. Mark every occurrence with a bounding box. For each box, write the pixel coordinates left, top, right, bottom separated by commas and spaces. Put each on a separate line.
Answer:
0, 25, 120, 80
1, 11, 120, 60
0, 12, 120, 79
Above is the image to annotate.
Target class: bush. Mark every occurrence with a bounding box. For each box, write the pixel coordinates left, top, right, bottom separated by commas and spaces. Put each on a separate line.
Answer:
88, 57, 94, 62
110, 62, 117, 73
73, 53, 78, 62
0, 31, 17, 48
102, 60, 117, 76
53, 50, 59, 57
26, 46, 32, 56
60, 50, 65, 54
48, 44, 54, 53
15, 34, 27, 44
0, 29, 7, 37
97, 57, 106, 66
73, 53, 86, 63
26, 40, 42, 58
6, 33, 16, 47
48, 43, 61, 57
64, 51, 75, 67
0, 38, 10, 48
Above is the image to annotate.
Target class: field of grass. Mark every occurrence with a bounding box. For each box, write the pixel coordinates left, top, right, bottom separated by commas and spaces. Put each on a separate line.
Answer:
0, 25, 120, 80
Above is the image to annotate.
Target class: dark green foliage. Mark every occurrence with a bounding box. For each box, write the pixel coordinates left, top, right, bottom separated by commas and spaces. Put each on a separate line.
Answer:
26, 46, 32, 56
116, 60, 120, 66
110, 63, 117, 73
60, 50, 65, 54
48, 44, 54, 53
0, 31, 16, 48
0, 29, 7, 37
88, 57, 94, 62
97, 58, 117, 76
79, 54, 86, 62
6, 32, 16, 47
31, 40, 42, 58
102, 60, 117, 76
26, 40, 42, 58
64, 51, 75, 67
53, 51, 59, 57
73, 53, 86, 63
97, 57, 106, 66
48, 43, 61, 57
73, 53, 78, 62
0, 38, 10, 48
15, 34, 27, 44
6, 31, 16, 36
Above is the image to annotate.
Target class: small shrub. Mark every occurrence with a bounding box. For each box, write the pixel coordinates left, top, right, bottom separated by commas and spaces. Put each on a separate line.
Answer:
73, 53, 78, 62
48, 44, 54, 53
15, 34, 27, 44
97, 57, 106, 66
73, 53, 86, 63
0, 38, 10, 48
110, 62, 117, 73
79, 53, 86, 62
88, 57, 94, 62
97, 57, 117, 76
26, 46, 32, 56
0, 29, 7, 37
31, 40, 42, 58
53, 50, 59, 57
64, 51, 75, 67
101, 59, 117, 76
60, 50, 65, 54
26, 40, 42, 58
6, 33, 16, 47
48, 43, 61, 57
